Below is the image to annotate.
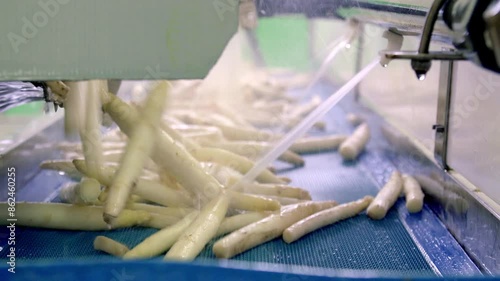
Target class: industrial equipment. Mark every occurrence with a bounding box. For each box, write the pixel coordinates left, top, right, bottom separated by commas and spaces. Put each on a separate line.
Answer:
0, 1, 499, 280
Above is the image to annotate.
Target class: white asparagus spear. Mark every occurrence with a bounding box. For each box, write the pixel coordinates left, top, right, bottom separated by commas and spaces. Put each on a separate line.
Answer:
135, 179, 192, 207
46, 81, 69, 105
284, 119, 327, 131
252, 100, 288, 112
170, 79, 202, 96
275, 150, 304, 166
216, 212, 270, 236
217, 124, 279, 142
73, 160, 192, 207
367, 171, 403, 220
160, 122, 200, 151
59, 178, 101, 205
156, 171, 185, 191
285, 95, 322, 120
153, 130, 223, 202
101, 92, 221, 203
123, 211, 199, 259
40, 160, 82, 179
279, 176, 292, 184
140, 213, 181, 229
77, 178, 102, 203
252, 184, 311, 200
97, 192, 145, 205
283, 196, 373, 243
170, 124, 221, 134
127, 178, 192, 208
206, 112, 240, 127
290, 135, 348, 154
171, 110, 238, 128
227, 191, 281, 212
93, 236, 130, 257
63, 81, 85, 136
168, 110, 206, 125
184, 130, 225, 144
261, 195, 308, 206
240, 112, 284, 127
63, 156, 157, 181
126, 203, 194, 229
204, 164, 242, 187
413, 175, 446, 200
59, 182, 83, 204
313, 121, 327, 131
173, 110, 234, 126
190, 147, 285, 184
171, 110, 279, 141
346, 113, 364, 126
101, 129, 127, 143
206, 141, 304, 166
72, 159, 114, 185
80, 80, 105, 178
57, 142, 126, 153
252, 100, 288, 111
128, 204, 193, 218
267, 166, 277, 174
402, 174, 425, 213
339, 123, 370, 160
0, 203, 150, 230
105, 81, 169, 223
129, 195, 148, 203
280, 73, 312, 89
293, 95, 322, 115
243, 79, 286, 97
229, 182, 312, 200
214, 103, 255, 128
413, 175, 468, 214
213, 201, 338, 259
165, 194, 229, 261
102, 150, 158, 172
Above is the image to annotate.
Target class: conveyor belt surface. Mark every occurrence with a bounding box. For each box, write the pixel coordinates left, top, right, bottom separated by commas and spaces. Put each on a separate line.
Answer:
0, 83, 480, 279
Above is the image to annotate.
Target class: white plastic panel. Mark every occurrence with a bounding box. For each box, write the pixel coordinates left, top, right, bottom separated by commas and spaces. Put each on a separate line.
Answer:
0, 0, 237, 81
355, 26, 441, 153
447, 62, 500, 205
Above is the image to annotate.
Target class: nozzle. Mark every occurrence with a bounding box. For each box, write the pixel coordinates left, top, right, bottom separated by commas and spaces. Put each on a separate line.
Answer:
380, 30, 404, 67
411, 59, 432, 80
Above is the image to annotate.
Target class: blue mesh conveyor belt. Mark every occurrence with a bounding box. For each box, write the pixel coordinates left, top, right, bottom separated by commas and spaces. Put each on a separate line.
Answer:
0, 83, 480, 279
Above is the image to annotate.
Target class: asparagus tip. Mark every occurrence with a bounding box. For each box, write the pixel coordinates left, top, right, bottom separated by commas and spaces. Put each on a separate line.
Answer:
103, 213, 117, 227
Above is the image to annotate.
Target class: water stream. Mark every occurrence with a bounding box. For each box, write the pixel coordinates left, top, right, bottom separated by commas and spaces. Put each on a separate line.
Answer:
305, 37, 350, 94
234, 58, 380, 187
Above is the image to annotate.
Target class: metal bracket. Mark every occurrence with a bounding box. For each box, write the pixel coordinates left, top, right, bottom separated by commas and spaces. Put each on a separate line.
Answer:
381, 51, 467, 61
433, 54, 455, 170
378, 0, 467, 79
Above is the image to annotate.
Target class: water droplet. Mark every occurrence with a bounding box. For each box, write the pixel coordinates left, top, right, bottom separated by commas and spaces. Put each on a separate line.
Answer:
418, 74, 426, 81
345, 43, 351, 49
382, 63, 388, 68
58, 171, 66, 176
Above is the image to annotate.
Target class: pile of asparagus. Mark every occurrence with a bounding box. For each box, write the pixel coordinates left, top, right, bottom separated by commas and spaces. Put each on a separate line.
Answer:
0, 74, 427, 261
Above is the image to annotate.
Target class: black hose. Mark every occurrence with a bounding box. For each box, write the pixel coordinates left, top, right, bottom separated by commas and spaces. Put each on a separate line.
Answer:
418, 0, 449, 54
